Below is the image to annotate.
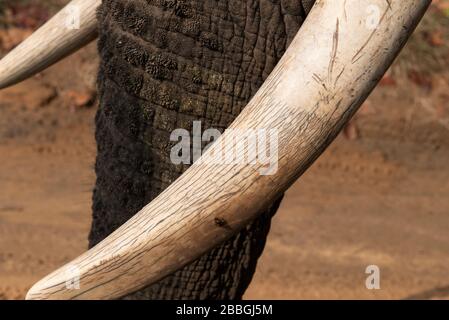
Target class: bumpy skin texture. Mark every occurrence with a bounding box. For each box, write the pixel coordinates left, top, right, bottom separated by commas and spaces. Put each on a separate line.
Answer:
90, 0, 313, 300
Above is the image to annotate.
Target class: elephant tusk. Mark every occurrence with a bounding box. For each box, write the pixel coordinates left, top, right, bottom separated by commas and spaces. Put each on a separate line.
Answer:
0, 0, 100, 90
26, 0, 430, 300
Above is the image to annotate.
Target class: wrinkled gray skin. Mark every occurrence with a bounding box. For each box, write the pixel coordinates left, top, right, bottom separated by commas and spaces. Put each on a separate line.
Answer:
89, 0, 314, 300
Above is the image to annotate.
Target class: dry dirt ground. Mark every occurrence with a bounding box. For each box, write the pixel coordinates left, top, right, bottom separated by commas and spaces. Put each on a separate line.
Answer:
1, 9, 449, 300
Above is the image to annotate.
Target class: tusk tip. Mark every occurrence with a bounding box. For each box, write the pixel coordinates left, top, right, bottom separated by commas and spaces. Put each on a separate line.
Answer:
25, 283, 45, 300
25, 271, 70, 300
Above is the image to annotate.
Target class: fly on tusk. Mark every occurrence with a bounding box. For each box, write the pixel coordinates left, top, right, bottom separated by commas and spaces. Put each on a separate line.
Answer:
0, 0, 100, 90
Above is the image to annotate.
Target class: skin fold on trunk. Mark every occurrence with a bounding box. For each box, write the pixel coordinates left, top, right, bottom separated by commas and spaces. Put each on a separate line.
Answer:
90, 0, 314, 299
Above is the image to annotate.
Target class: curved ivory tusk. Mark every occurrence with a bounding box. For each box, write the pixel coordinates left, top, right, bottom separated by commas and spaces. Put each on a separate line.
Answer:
26, 0, 430, 300
0, 0, 100, 90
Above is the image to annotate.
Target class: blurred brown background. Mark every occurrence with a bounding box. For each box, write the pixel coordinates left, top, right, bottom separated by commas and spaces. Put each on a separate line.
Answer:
0, 0, 448, 299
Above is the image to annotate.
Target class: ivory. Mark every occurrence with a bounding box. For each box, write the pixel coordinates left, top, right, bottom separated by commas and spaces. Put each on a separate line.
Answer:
25, 0, 430, 299
0, 0, 99, 89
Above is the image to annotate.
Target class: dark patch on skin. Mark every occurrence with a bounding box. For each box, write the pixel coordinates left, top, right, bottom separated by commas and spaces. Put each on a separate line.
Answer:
91, 0, 313, 300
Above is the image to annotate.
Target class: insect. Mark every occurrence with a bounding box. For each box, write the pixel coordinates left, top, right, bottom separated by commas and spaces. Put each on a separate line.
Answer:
214, 217, 227, 227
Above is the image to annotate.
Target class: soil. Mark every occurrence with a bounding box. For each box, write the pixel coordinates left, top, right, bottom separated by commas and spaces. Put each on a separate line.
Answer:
1, 9, 449, 300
